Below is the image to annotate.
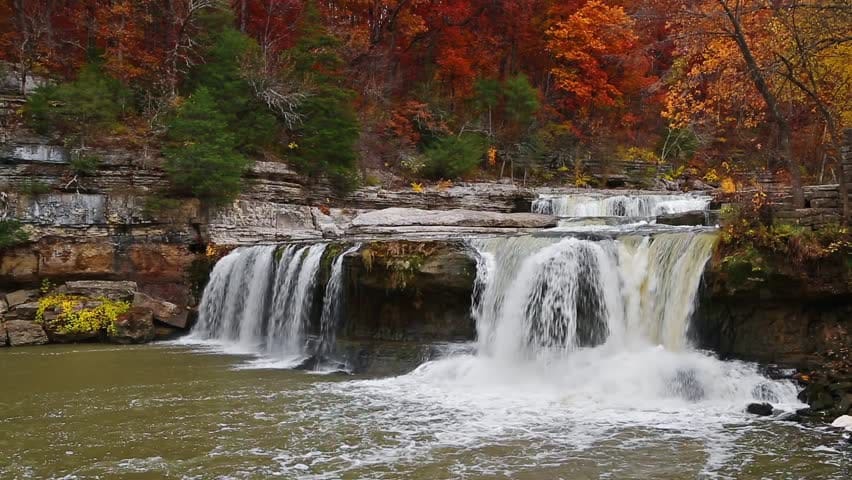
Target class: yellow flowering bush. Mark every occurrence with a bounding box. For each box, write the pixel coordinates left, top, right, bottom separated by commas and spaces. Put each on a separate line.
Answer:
36, 294, 130, 336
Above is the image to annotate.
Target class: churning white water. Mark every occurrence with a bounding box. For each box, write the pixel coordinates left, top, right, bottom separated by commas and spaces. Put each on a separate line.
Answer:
533, 192, 711, 217
322, 230, 805, 472
406, 231, 801, 408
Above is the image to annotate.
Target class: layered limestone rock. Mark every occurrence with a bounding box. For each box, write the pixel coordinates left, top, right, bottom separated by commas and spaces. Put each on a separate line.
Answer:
350, 207, 557, 230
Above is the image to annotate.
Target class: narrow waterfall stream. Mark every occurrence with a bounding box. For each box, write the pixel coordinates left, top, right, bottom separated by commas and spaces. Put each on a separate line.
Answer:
187, 243, 357, 369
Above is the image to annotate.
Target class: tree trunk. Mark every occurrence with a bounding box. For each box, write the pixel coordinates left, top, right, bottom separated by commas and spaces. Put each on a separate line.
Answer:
719, 0, 804, 207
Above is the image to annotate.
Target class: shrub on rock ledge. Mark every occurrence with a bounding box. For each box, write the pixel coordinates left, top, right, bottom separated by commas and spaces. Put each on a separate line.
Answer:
0, 219, 28, 250
36, 294, 131, 336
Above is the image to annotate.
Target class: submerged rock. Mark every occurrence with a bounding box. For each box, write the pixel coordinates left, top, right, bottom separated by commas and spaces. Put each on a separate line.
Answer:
4, 320, 48, 346
668, 369, 706, 402
109, 307, 155, 344
656, 210, 706, 226
746, 402, 774, 416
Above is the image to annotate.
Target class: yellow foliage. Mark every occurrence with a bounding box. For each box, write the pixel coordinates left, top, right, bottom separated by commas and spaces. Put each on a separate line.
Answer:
410, 182, 424, 193
623, 146, 658, 164
436, 179, 453, 191
720, 177, 737, 194
703, 168, 720, 183
487, 146, 497, 167
36, 294, 130, 335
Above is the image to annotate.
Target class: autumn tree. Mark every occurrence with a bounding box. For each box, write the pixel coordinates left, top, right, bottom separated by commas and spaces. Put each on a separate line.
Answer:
667, 0, 812, 206
770, 1, 852, 216
547, 0, 639, 111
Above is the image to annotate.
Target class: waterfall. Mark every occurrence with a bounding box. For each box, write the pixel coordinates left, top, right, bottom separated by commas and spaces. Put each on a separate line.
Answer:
318, 244, 362, 358
532, 193, 711, 217
192, 245, 277, 352
265, 243, 327, 360
470, 232, 718, 359
190, 242, 358, 366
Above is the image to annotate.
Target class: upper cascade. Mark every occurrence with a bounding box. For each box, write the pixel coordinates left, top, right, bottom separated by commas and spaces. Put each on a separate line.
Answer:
532, 193, 712, 218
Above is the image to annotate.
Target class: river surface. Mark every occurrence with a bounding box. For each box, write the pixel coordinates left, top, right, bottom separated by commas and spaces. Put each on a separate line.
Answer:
1, 343, 849, 479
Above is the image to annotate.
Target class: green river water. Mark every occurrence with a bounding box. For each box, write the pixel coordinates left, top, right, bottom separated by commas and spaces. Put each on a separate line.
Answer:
0, 343, 849, 479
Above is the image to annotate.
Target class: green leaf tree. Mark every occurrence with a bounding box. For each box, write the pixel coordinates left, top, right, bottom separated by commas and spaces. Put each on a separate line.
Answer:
286, 1, 360, 191
163, 87, 248, 205
24, 63, 130, 144
422, 133, 487, 179
190, 26, 277, 153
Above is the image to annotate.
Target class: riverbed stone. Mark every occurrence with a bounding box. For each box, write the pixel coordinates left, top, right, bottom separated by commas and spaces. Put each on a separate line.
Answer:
746, 402, 773, 416
63, 280, 138, 300
109, 307, 154, 344
5, 289, 37, 308
133, 292, 187, 329
831, 415, 852, 431
656, 211, 707, 226
4, 320, 48, 346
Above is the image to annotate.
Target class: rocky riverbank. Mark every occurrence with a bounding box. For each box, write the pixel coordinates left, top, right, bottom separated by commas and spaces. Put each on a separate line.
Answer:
0, 280, 189, 347
693, 257, 852, 419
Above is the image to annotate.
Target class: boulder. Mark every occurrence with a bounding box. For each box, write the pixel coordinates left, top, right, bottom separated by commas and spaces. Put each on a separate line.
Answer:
63, 280, 137, 300
746, 402, 774, 416
45, 328, 99, 344
133, 292, 188, 329
109, 307, 155, 344
0, 298, 7, 315
4, 320, 48, 346
10, 301, 40, 320
350, 207, 557, 230
831, 415, 852, 431
5, 289, 37, 308
0, 322, 6, 346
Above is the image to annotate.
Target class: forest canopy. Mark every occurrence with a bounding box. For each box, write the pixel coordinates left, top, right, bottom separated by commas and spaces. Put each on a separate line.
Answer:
2, 0, 850, 202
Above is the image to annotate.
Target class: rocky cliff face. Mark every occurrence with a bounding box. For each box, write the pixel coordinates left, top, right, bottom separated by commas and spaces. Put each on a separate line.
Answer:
338, 240, 477, 343
692, 262, 852, 417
